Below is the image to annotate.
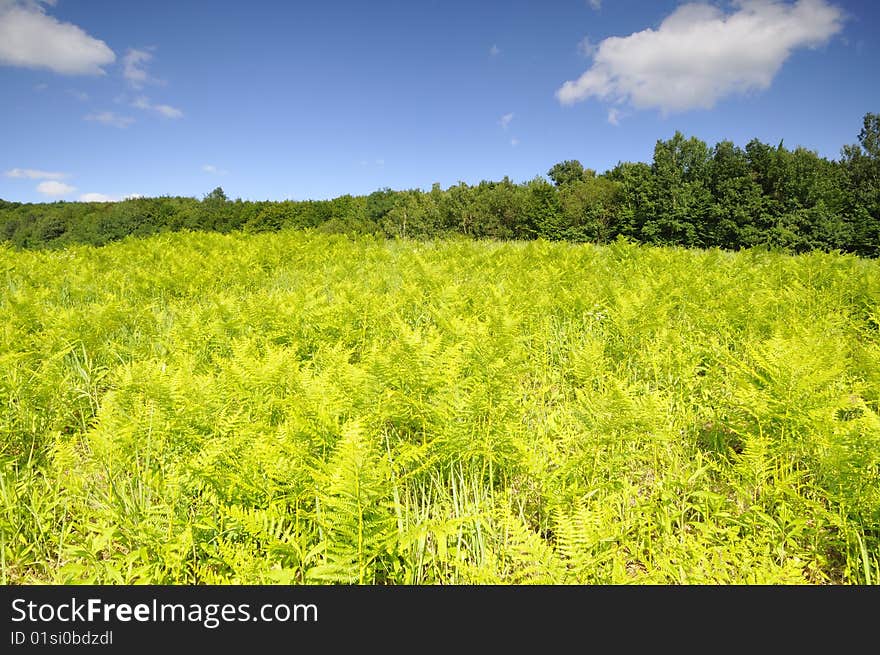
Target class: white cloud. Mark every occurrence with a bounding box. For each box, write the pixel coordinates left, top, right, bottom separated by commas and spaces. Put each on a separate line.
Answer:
122, 47, 164, 88
36, 180, 75, 196
202, 164, 228, 175
607, 108, 621, 125
122, 48, 151, 87
588, 0, 602, 10
152, 103, 183, 119
85, 111, 135, 128
489, 44, 500, 56
133, 96, 183, 119
67, 89, 88, 101
556, 0, 845, 114
79, 192, 115, 202
577, 37, 597, 57
79, 192, 142, 202
499, 112, 514, 129
5, 167, 68, 179
510, 138, 520, 147
0, 0, 115, 74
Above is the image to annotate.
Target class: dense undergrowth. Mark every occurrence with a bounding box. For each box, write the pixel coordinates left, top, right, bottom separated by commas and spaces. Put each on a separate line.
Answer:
1, 230, 878, 583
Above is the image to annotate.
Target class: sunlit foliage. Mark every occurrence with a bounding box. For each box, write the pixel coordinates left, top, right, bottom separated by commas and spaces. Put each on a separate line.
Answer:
1, 231, 878, 584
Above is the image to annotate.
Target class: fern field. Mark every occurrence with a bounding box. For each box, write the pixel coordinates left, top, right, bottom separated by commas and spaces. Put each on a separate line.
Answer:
1, 230, 879, 584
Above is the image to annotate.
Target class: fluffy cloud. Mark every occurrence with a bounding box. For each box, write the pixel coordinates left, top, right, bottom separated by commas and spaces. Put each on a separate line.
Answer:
78, 192, 143, 202
0, 0, 115, 74
588, 0, 601, 10
6, 166, 78, 197
79, 193, 144, 202
36, 180, 75, 196
499, 112, 514, 129
85, 111, 135, 128
489, 44, 500, 57
79, 192, 115, 202
202, 164, 228, 175
5, 167, 68, 179
556, 0, 845, 114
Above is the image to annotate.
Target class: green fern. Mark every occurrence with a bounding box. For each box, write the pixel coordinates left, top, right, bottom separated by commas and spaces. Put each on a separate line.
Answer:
308, 421, 396, 583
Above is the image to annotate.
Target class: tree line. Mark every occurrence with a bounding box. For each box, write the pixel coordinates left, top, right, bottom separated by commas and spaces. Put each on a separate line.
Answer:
2, 113, 878, 256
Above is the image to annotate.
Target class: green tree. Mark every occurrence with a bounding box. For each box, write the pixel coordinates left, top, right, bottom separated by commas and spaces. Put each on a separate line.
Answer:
644, 132, 712, 246
548, 160, 594, 187
557, 176, 623, 242
526, 177, 562, 239
201, 187, 230, 231
841, 113, 880, 256
607, 161, 654, 240
707, 141, 765, 248
383, 189, 442, 238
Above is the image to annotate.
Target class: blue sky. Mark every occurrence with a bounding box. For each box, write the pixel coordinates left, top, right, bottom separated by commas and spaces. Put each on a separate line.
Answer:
1, 0, 878, 202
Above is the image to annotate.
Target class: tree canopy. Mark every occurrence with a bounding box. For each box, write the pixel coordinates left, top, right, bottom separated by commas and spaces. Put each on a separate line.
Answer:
2, 113, 878, 256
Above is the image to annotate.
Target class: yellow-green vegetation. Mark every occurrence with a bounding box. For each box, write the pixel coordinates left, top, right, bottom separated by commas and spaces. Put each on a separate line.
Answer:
1, 230, 879, 584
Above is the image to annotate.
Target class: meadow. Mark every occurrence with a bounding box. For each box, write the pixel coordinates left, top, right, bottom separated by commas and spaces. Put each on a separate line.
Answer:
1, 230, 878, 584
